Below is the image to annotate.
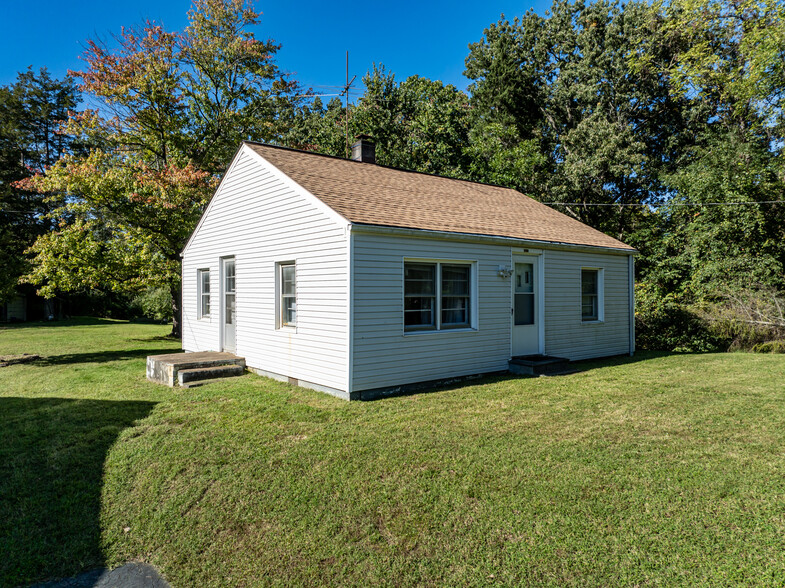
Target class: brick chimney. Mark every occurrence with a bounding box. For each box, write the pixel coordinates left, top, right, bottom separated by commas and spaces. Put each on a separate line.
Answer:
350, 134, 376, 164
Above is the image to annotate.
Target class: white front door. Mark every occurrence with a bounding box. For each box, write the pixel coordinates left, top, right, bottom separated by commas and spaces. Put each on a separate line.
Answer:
222, 258, 236, 353
512, 255, 540, 356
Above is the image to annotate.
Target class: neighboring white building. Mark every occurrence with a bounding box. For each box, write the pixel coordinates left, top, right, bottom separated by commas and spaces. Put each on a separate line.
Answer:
181, 140, 636, 400
1, 295, 27, 322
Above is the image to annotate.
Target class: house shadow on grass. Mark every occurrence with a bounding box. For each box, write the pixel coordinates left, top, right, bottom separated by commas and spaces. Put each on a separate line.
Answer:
0, 397, 156, 586
33, 348, 178, 367
564, 350, 680, 371
363, 351, 681, 401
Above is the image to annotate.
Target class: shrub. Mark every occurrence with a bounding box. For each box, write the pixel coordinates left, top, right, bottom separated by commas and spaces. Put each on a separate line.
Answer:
636, 282, 785, 353
130, 287, 173, 323
701, 287, 785, 352
751, 341, 785, 353
635, 282, 725, 352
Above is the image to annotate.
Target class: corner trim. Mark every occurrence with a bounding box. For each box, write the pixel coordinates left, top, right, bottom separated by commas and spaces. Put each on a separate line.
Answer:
628, 254, 636, 356
347, 225, 354, 394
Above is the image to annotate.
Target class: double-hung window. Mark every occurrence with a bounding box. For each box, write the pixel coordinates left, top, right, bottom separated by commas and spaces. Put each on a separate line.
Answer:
279, 262, 297, 327
198, 269, 210, 318
581, 268, 603, 322
404, 261, 472, 332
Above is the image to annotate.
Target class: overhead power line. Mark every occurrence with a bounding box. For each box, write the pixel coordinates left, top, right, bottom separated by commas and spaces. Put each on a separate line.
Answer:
292, 93, 342, 98
542, 201, 785, 207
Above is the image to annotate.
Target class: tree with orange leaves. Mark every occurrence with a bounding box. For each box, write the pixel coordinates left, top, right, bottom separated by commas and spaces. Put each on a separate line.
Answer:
23, 0, 300, 336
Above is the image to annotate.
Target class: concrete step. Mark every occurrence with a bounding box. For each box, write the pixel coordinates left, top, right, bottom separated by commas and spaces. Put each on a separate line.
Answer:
177, 364, 245, 386
180, 377, 240, 389
147, 352, 245, 386
509, 354, 571, 376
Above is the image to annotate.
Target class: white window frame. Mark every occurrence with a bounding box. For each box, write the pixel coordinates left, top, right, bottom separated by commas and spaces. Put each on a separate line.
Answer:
197, 269, 211, 319
581, 267, 604, 323
403, 258, 478, 334
276, 261, 297, 330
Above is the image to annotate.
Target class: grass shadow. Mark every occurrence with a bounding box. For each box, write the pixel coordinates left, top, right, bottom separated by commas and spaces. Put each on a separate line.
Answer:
0, 397, 156, 586
33, 348, 179, 366
0, 317, 122, 331
0, 317, 174, 332
362, 351, 684, 401
128, 335, 180, 343
566, 350, 686, 371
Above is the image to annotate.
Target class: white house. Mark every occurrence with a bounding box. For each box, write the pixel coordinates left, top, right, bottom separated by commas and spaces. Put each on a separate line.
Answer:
181, 140, 636, 400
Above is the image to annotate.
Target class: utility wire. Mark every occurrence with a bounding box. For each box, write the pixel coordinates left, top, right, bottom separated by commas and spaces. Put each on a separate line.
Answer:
543, 201, 785, 207
292, 93, 342, 98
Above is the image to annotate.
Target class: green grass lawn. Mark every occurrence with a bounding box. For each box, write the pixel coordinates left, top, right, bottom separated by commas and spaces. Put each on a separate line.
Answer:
1, 319, 784, 587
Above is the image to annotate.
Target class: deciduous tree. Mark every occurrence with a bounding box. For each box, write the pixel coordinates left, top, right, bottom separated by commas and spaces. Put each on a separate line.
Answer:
23, 0, 299, 336
464, 0, 691, 240
284, 66, 471, 178
0, 68, 80, 303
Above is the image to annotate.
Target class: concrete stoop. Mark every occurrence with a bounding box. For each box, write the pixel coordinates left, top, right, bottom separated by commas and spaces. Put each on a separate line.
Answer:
146, 352, 246, 387
508, 354, 572, 376
178, 364, 245, 387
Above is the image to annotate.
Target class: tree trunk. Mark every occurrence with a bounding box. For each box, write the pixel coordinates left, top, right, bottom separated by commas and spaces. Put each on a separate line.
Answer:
170, 281, 182, 339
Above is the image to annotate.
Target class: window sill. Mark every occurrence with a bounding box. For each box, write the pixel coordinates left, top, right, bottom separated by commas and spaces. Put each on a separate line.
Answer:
277, 326, 297, 333
403, 327, 478, 336
581, 320, 604, 325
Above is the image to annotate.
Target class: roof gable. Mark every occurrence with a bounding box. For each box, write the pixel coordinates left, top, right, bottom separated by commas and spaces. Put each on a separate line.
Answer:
182, 144, 349, 256
245, 142, 635, 252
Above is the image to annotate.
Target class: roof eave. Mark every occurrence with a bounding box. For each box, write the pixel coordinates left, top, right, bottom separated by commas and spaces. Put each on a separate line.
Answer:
349, 223, 638, 255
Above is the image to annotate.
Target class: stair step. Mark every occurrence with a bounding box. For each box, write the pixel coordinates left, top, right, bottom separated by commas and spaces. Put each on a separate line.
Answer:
180, 377, 239, 389
147, 352, 245, 387
177, 364, 244, 385
509, 355, 571, 376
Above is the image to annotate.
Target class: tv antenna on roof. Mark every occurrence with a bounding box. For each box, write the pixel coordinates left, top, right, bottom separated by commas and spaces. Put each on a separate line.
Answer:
340, 51, 357, 158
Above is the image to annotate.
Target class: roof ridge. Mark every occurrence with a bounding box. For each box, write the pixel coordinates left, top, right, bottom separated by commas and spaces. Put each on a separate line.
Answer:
242, 140, 525, 195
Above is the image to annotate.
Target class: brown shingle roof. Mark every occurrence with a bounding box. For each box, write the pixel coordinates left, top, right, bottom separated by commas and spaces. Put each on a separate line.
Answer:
246, 142, 635, 251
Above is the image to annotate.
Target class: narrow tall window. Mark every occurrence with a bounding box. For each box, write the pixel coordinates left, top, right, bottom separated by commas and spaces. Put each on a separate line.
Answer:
441, 264, 470, 328
404, 263, 436, 330
581, 269, 599, 321
280, 263, 296, 327
198, 269, 210, 318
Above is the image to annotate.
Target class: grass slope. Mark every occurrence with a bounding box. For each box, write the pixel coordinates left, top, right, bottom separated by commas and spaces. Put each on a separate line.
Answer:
1, 319, 784, 586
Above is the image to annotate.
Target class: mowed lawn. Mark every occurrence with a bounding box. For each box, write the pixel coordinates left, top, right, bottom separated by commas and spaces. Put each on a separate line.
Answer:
1, 320, 785, 587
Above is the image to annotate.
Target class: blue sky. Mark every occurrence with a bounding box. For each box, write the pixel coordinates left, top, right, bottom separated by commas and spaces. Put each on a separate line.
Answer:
0, 0, 548, 96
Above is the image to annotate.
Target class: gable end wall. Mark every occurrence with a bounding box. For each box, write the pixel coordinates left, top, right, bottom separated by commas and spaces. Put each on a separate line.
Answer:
182, 148, 349, 392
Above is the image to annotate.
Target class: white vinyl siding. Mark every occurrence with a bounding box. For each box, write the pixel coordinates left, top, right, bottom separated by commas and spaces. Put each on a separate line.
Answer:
182, 146, 349, 392
2, 296, 27, 322
352, 233, 510, 392
544, 250, 631, 360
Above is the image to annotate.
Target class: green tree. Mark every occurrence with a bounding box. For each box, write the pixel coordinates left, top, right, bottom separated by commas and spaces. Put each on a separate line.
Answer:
634, 0, 785, 300
0, 68, 81, 303
284, 66, 472, 178
283, 96, 348, 156
464, 0, 692, 241
24, 0, 299, 336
